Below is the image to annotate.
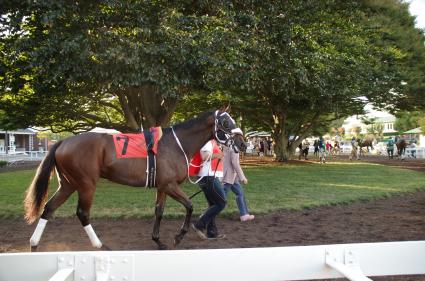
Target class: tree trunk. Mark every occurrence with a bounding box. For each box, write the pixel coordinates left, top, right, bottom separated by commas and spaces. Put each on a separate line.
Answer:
272, 112, 293, 162
117, 85, 178, 131
274, 133, 298, 162
271, 109, 320, 162
271, 113, 307, 162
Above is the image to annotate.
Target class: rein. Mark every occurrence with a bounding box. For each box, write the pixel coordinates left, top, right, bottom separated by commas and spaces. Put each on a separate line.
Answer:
172, 126, 222, 188
171, 126, 200, 185
171, 125, 224, 197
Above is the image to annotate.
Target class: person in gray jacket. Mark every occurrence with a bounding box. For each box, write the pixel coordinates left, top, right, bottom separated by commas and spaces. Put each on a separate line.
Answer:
222, 145, 255, 222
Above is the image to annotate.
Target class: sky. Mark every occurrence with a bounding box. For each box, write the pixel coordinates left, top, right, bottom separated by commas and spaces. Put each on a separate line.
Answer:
408, 0, 425, 29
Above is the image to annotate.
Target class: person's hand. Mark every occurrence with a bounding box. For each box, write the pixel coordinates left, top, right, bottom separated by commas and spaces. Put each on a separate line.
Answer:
241, 178, 248, 185
214, 151, 224, 159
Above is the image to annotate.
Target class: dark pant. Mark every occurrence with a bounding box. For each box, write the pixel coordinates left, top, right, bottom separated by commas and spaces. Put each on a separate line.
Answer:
195, 177, 226, 238
388, 148, 394, 158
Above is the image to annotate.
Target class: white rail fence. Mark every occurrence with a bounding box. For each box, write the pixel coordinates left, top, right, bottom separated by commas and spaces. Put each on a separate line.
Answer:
406, 147, 425, 159
308, 146, 425, 159
0, 240, 424, 281
0, 150, 46, 163
1, 148, 424, 163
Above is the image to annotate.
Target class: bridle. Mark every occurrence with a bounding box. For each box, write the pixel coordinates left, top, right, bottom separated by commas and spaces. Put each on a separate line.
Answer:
213, 110, 243, 152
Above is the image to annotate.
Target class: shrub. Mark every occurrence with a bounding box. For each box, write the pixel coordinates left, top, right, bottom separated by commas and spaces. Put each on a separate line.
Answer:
0, 161, 7, 168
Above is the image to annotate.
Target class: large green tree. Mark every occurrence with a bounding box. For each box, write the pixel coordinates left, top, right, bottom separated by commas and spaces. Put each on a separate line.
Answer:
1, 1, 236, 132
2, 0, 424, 156
395, 111, 422, 133
360, 0, 425, 112
213, 1, 383, 160
210, 0, 425, 161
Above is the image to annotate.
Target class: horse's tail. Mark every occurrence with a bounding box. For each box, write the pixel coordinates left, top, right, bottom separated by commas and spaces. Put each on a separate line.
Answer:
24, 140, 63, 224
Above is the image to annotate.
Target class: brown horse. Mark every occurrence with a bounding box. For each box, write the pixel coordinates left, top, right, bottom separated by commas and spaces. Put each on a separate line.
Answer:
358, 138, 374, 156
24, 109, 246, 251
396, 139, 407, 158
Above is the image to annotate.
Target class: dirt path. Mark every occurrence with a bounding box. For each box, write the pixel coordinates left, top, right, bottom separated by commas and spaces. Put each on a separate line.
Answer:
1, 155, 425, 280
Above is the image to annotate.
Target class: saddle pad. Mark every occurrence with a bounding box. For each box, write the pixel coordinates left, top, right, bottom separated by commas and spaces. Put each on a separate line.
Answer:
113, 127, 162, 159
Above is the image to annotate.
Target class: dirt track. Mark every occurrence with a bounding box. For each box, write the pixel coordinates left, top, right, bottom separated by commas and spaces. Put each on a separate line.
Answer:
1, 155, 425, 280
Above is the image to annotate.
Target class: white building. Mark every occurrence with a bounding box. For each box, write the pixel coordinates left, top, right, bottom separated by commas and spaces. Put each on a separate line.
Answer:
341, 105, 397, 137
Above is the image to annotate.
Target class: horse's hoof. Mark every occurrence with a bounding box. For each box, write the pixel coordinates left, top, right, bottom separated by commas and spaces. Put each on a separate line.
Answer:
30, 245, 38, 252
174, 233, 186, 246
173, 237, 181, 247
158, 244, 168, 250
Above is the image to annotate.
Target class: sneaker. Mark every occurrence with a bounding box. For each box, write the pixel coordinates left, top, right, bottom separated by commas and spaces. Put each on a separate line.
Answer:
240, 214, 255, 222
191, 224, 207, 240
207, 234, 226, 240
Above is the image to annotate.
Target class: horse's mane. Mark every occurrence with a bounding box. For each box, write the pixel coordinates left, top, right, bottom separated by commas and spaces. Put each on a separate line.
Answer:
172, 111, 214, 130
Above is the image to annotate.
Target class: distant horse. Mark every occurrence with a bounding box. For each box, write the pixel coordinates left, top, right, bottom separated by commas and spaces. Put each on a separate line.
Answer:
332, 141, 340, 156
358, 138, 374, 156
396, 139, 407, 159
24, 109, 246, 251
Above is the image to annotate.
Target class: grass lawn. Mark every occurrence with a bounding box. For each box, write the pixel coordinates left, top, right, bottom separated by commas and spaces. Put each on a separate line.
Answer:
0, 162, 424, 219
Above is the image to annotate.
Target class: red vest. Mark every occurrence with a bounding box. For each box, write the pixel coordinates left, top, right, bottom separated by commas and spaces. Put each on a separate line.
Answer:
189, 140, 222, 176
211, 141, 223, 173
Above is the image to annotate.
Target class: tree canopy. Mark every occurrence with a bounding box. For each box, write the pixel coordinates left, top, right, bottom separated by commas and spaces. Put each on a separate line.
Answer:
1, 1, 237, 132
175, 0, 425, 160
1, 0, 425, 161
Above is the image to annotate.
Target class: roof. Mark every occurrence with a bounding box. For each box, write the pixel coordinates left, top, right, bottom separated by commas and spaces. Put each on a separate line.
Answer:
89, 127, 121, 134
404, 127, 422, 134
374, 116, 396, 123
245, 131, 271, 137
0, 128, 36, 135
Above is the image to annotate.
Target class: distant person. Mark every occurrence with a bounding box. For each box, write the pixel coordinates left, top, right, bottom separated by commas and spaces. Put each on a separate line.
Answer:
259, 138, 265, 157
387, 137, 395, 159
349, 137, 359, 161
266, 138, 273, 156
318, 137, 326, 164
326, 141, 333, 156
222, 145, 254, 222
409, 141, 417, 158
313, 139, 319, 157
263, 138, 270, 156
299, 140, 309, 160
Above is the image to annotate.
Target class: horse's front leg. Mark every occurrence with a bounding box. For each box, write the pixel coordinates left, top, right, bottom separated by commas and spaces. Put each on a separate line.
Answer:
152, 191, 168, 250
166, 185, 193, 247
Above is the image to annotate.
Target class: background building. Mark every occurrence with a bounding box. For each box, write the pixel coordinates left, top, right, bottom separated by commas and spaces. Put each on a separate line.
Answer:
341, 105, 397, 138
0, 128, 48, 154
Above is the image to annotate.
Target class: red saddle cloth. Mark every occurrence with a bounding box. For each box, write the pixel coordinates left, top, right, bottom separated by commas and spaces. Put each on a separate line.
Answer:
113, 127, 163, 159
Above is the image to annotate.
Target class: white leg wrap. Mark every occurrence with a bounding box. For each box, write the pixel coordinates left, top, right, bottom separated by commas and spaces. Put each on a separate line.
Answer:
84, 224, 103, 248
30, 218, 48, 246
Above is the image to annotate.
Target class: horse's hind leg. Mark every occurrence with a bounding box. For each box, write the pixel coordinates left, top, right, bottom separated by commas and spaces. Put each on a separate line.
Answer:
152, 191, 168, 250
76, 188, 103, 248
30, 177, 75, 251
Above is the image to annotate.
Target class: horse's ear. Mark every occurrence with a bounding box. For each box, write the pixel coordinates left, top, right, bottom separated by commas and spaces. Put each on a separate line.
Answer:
218, 105, 230, 113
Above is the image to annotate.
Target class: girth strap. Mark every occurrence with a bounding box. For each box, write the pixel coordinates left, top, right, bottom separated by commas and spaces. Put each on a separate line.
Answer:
143, 130, 156, 188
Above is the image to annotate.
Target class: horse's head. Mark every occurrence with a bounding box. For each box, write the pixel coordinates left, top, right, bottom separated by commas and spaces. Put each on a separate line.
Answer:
214, 110, 246, 153
231, 132, 247, 153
